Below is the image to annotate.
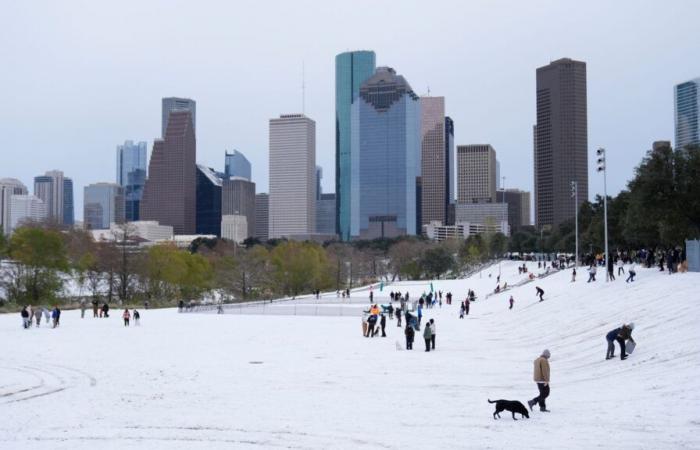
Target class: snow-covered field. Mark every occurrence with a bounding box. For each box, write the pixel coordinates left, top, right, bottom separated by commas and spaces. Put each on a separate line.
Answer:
1, 261, 699, 449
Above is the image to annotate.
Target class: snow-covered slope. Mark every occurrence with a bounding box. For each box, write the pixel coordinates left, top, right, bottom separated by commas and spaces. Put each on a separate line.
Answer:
1, 261, 698, 449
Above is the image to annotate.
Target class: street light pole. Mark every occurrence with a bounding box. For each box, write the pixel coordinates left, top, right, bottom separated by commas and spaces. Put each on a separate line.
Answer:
571, 181, 579, 268
597, 148, 609, 282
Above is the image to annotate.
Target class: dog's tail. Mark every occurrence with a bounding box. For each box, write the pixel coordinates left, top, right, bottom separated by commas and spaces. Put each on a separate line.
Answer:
487, 399, 496, 403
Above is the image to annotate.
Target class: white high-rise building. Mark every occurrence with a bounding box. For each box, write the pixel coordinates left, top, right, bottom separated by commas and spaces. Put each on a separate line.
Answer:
0, 178, 28, 235
9, 195, 47, 234
221, 214, 248, 243
34, 170, 65, 224
268, 114, 316, 239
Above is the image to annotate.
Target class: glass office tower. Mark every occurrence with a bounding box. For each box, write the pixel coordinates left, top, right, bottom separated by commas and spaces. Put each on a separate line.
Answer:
350, 67, 421, 239
116, 140, 147, 221
224, 150, 252, 180
675, 78, 700, 149
335, 50, 376, 241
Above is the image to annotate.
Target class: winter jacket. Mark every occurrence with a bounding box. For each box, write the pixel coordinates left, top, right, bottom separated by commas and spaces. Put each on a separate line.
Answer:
423, 324, 432, 339
405, 327, 415, 340
430, 323, 436, 335
533, 356, 550, 383
380, 316, 386, 327
629, 265, 636, 273
606, 327, 621, 341
21, 309, 29, 318
123, 310, 131, 319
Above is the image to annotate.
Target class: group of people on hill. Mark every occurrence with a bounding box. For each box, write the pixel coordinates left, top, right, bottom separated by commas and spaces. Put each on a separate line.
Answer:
20, 305, 61, 329
122, 308, 141, 326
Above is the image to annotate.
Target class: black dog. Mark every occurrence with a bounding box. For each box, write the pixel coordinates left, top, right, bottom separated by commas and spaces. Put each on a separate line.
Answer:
488, 399, 530, 420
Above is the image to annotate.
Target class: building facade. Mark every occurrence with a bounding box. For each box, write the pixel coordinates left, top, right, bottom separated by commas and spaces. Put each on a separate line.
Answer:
0, 179, 28, 235
497, 188, 532, 231
534, 58, 588, 228
268, 114, 316, 239
9, 195, 47, 234
83, 183, 125, 230
420, 96, 451, 227
336, 50, 376, 241
457, 145, 497, 204
674, 78, 700, 149
224, 150, 252, 180
33, 170, 65, 225
117, 140, 148, 221
162, 97, 196, 138
254, 193, 269, 241
316, 193, 337, 236
350, 66, 421, 239
222, 177, 256, 239
63, 178, 74, 226
453, 202, 509, 236
196, 165, 223, 236
141, 109, 197, 234
221, 215, 248, 244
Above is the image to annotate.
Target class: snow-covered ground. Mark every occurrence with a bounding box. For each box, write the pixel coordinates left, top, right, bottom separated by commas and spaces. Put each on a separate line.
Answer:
1, 261, 699, 449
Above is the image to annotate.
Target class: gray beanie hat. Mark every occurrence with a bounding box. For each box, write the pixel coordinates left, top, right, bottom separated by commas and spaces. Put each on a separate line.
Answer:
542, 349, 551, 358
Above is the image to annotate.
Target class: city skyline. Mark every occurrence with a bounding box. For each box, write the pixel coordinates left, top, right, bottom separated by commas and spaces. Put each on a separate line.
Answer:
2, 2, 700, 222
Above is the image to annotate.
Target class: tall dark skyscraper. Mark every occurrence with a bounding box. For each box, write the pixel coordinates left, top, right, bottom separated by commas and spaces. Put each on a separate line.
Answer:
335, 50, 376, 241
195, 165, 222, 236
534, 58, 588, 228
141, 109, 197, 234
63, 177, 74, 226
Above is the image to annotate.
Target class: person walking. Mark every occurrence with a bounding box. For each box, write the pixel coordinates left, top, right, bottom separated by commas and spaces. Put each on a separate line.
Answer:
626, 264, 636, 283
80, 300, 86, 319
92, 299, 99, 317
459, 302, 465, 319
21, 306, 30, 329
423, 322, 433, 352
571, 267, 577, 282
417, 304, 423, 328
122, 309, 131, 327
528, 349, 551, 412
607, 258, 616, 281
380, 314, 387, 337
588, 265, 597, 282
429, 318, 436, 350
102, 303, 109, 318
536, 286, 545, 302
133, 310, 140, 326
617, 258, 625, 276
509, 296, 514, 310
405, 324, 414, 350
396, 307, 402, 327
34, 307, 42, 327
51, 306, 61, 328
465, 298, 470, 315
366, 314, 377, 338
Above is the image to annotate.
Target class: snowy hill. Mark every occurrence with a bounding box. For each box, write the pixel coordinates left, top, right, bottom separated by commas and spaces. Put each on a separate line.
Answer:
1, 261, 699, 449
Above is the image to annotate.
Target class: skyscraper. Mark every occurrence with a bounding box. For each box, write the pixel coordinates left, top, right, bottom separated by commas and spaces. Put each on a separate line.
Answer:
420, 96, 451, 226
254, 193, 269, 241
9, 195, 46, 234
269, 114, 316, 239
315, 166, 323, 200
63, 178, 74, 226
83, 183, 125, 230
34, 170, 65, 224
497, 188, 532, 230
457, 145, 497, 203
195, 165, 223, 236
674, 78, 700, 149
351, 66, 421, 239
141, 109, 197, 234
445, 117, 455, 207
0, 178, 28, 235
534, 58, 588, 228
222, 177, 256, 239
336, 50, 376, 241
316, 193, 336, 235
224, 150, 252, 180
162, 97, 196, 138
116, 140, 148, 221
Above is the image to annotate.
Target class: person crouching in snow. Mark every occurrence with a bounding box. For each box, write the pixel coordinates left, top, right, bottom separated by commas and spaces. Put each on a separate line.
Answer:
613, 323, 635, 360
122, 308, 131, 327
535, 286, 544, 302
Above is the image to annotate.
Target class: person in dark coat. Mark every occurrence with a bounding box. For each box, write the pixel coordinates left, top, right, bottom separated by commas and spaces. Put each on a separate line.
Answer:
102, 303, 109, 318
615, 323, 635, 360
536, 286, 544, 302
405, 324, 414, 350
92, 299, 99, 317
51, 307, 61, 328
366, 314, 378, 338
509, 296, 514, 310
465, 298, 470, 315
459, 302, 465, 319
423, 322, 432, 352
396, 306, 402, 327
21, 306, 30, 329
429, 318, 436, 350
380, 314, 387, 337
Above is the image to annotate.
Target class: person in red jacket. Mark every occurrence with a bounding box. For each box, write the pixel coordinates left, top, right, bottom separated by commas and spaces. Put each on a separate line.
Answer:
122, 309, 131, 327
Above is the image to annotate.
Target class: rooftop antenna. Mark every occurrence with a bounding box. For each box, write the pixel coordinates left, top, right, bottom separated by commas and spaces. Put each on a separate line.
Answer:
302, 60, 306, 115
427, 85, 431, 96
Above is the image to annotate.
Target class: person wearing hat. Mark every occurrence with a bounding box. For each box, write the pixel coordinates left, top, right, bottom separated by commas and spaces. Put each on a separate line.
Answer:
528, 349, 551, 412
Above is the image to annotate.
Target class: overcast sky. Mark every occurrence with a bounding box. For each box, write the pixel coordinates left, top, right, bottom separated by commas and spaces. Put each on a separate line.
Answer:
2, 0, 699, 221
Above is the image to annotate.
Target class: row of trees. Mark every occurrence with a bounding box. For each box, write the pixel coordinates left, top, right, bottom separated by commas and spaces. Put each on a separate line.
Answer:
509, 143, 699, 256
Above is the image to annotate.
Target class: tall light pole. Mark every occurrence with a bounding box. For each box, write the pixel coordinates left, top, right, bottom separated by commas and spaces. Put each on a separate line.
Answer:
570, 180, 579, 268
596, 148, 609, 282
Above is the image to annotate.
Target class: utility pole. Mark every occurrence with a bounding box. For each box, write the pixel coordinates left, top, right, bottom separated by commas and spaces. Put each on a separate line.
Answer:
571, 180, 579, 268
596, 148, 609, 281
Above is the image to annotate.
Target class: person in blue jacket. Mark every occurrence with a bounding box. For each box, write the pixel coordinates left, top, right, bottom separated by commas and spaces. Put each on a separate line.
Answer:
417, 304, 423, 327
606, 323, 635, 360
